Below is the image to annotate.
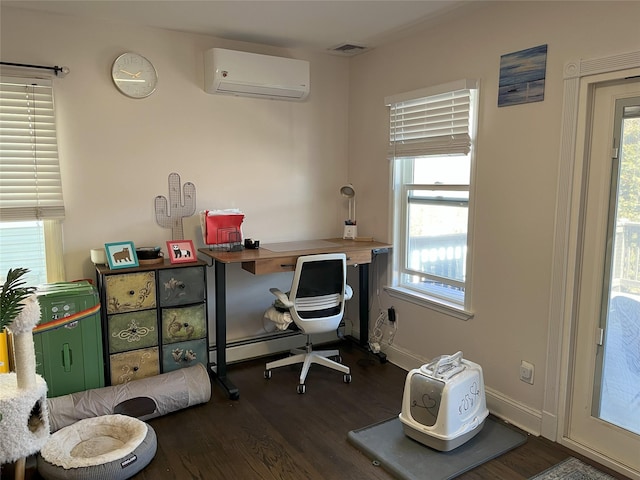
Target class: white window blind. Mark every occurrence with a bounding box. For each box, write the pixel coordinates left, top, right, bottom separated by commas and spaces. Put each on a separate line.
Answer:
386, 79, 477, 158
0, 76, 65, 221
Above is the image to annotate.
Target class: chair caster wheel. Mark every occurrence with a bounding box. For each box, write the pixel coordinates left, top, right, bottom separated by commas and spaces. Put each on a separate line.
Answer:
297, 384, 306, 394
343, 374, 352, 383
264, 370, 272, 379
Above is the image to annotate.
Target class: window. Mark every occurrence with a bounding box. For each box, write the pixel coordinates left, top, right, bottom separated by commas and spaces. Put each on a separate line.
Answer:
386, 79, 478, 319
0, 76, 65, 286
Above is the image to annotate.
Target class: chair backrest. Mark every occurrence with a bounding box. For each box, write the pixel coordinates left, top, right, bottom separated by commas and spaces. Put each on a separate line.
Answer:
287, 253, 348, 334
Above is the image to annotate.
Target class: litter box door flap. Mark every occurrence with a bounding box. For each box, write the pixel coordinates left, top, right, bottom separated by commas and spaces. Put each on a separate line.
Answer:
409, 373, 444, 427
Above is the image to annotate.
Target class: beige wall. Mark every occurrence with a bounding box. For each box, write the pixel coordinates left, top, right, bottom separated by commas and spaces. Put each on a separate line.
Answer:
1, 7, 350, 340
348, 0, 640, 430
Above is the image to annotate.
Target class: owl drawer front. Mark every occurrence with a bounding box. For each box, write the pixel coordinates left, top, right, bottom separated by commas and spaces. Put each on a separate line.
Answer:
162, 338, 207, 373
105, 271, 156, 314
161, 304, 206, 345
158, 267, 205, 307
109, 347, 159, 385
108, 310, 158, 353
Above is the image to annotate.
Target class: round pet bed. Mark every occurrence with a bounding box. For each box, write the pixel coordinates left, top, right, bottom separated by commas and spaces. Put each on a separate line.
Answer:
37, 414, 156, 480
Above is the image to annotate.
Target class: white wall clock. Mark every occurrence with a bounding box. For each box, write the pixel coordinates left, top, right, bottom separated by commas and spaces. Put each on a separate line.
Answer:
111, 52, 158, 98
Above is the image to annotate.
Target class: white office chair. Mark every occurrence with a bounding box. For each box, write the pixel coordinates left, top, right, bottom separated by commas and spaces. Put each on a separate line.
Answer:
264, 253, 353, 394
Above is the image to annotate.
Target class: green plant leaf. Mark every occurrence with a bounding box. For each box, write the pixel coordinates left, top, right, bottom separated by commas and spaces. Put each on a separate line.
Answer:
0, 268, 37, 331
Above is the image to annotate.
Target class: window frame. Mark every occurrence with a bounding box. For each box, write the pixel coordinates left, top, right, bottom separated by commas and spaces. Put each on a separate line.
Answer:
385, 80, 478, 320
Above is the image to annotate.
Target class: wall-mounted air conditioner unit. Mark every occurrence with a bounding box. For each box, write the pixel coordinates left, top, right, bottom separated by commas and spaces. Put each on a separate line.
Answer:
204, 48, 310, 101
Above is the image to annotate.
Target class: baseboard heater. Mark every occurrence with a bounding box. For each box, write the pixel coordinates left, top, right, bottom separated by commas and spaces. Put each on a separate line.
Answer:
208, 330, 339, 367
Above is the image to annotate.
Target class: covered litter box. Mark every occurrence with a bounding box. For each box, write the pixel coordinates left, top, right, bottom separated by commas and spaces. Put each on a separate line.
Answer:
399, 351, 488, 451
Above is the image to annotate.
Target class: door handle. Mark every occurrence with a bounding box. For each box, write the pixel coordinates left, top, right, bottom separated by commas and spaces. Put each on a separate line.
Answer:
62, 343, 72, 372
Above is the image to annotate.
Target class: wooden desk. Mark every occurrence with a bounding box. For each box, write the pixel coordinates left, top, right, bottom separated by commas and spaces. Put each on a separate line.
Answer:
198, 238, 391, 399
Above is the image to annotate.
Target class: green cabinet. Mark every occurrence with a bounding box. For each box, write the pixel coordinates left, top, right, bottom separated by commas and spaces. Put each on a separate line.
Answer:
33, 281, 105, 398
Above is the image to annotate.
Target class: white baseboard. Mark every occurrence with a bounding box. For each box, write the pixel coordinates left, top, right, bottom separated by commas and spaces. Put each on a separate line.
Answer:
541, 410, 558, 440
484, 386, 542, 436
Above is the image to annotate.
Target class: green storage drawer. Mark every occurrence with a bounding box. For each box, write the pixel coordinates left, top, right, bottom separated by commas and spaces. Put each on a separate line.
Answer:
109, 346, 160, 385
162, 338, 207, 373
33, 281, 105, 398
161, 304, 206, 345
108, 309, 158, 353
158, 267, 205, 307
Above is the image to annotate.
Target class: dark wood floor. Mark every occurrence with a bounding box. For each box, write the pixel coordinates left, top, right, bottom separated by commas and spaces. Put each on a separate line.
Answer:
5, 341, 631, 479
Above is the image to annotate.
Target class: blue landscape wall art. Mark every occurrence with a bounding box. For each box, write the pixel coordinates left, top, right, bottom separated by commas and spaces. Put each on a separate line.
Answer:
498, 44, 548, 107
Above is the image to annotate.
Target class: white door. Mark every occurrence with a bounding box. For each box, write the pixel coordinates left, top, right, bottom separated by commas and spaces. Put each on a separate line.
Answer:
569, 79, 640, 473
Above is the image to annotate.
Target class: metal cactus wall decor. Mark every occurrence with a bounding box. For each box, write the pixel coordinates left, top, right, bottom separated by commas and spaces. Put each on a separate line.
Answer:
154, 172, 196, 240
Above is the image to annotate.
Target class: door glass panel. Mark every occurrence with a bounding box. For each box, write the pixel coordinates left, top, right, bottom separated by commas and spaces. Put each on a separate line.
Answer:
595, 98, 640, 435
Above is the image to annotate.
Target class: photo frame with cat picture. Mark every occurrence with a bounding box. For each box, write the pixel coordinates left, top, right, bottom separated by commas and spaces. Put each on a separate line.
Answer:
167, 240, 197, 264
105, 241, 139, 269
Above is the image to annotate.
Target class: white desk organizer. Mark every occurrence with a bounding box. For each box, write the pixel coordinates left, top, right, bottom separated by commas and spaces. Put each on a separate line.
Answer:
343, 225, 357, 240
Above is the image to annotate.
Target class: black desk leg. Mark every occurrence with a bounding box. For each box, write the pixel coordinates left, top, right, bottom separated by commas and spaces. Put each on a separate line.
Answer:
214, 260, 240, 400
357, 262, 387, 363
358, 263, 369, 347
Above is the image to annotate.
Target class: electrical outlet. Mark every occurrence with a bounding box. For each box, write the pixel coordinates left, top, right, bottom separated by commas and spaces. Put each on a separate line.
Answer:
520, 360, 535, 384
388, 307, 396, 322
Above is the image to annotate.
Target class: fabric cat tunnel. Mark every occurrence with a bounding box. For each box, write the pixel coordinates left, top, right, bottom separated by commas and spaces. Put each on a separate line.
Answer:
47, 363, 211, 432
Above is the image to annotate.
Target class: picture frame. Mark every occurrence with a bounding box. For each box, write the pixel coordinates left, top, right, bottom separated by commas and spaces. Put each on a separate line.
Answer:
498, 44, 548, 107
166, 239, 197, 264
105, 241, 139, 269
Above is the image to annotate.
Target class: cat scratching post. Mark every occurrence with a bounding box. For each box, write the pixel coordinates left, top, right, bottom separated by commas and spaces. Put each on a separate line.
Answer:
0, 295, 50, 480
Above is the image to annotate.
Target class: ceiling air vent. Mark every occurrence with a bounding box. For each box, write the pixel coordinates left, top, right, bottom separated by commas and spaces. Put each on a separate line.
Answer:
329, 43, 369, 56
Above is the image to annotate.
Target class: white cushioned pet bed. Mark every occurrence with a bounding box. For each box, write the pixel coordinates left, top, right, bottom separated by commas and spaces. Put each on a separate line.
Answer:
37, 414, 157, 480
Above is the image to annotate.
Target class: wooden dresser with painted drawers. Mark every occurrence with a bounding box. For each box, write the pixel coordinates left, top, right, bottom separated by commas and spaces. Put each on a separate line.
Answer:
95, 260, 208, 385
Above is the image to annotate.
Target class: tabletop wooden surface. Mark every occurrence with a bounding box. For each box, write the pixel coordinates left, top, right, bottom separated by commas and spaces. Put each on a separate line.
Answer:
197, 238, 392, 264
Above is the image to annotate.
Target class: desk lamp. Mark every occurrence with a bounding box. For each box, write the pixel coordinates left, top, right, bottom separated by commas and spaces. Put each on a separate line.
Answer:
340, 184, 357, 239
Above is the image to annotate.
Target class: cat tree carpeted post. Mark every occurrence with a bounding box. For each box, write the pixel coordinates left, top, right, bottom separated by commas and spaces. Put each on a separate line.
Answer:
0, 295, 50, 480
13, 332, 37, 390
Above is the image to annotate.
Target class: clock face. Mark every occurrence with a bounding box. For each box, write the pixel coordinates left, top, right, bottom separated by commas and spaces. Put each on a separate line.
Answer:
111, 52, 158, 98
